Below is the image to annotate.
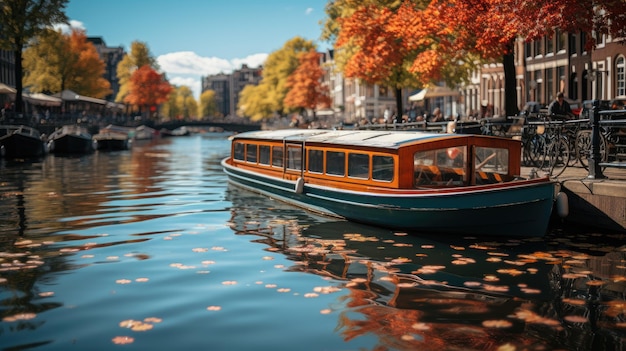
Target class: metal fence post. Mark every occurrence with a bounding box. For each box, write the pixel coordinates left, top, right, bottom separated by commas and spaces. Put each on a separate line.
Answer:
588, 100, 606, 179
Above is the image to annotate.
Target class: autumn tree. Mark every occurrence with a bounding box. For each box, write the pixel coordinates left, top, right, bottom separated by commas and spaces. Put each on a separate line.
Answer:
24, 28, 111, 98
398, 0, 626, 117
116, 41, 158, 104
199, 89, 218, 117
326, 0, 438, 123
0, 0, 68, 114
162, 85, 197, 120
284, 49, 331, 119
238, 37, 315, 121
124, 65, 172, 119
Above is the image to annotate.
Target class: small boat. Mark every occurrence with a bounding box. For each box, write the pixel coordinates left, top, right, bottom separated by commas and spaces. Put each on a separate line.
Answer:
47, 125, 96, 154
0, 124, 48, 159
93, 131, 131, 151
160, 126, 190, 137
222, 129, 557, 237
134, 125, 157, 140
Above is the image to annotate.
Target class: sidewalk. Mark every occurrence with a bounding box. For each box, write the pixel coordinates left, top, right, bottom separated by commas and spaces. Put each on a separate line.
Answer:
525, 165, 626, 232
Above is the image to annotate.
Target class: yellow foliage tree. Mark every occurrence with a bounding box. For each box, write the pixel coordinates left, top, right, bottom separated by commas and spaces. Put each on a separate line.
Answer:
238, 37, 315, 121
199, 89, 218, 118
23, 28, 111, 98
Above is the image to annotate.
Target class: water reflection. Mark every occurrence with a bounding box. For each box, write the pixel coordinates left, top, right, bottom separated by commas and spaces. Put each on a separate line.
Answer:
1, 133, 625, 350
226, 184, 626, 350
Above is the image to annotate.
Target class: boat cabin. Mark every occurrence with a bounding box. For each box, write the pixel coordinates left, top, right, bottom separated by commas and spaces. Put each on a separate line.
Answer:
227, 130, 521, 191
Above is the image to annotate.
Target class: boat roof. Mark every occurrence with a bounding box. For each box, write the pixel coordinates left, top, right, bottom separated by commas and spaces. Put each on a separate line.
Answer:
230, 129, 467, 149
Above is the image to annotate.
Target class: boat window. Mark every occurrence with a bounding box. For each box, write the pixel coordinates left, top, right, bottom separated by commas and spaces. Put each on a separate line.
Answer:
348, 153, 369, 179
286, 146, 302, 171
372, 155, 394, 182
259, 145, 270, 165
414, 147, 467, 186
272, 146, 283, 167
308, 149, 323, 173
234, 142, 245, 161
246, 144, 257, 163
326, 151, 345, 176
474, 147, 508, 173
474, 146, 509, 184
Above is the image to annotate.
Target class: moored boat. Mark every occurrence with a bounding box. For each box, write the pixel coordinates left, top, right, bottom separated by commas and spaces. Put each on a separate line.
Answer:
93, 131, 131, 151
47, 125, 96, 154
0, 124, 48, 159
222, 129, 557, 237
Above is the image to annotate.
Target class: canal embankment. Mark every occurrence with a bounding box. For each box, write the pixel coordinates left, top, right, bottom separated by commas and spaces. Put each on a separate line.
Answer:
522, 166, 626, 232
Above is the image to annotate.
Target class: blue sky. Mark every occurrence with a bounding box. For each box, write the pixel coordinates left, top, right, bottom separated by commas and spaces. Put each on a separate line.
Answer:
64, 0, 330, 98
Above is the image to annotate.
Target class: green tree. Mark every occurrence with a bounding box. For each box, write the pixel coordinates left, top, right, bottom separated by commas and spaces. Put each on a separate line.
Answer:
199, 89, 217, 117
115, 41, 158, 104
23, 28, 111, 97
0, 0, 68, 114
238, 37, 315, 121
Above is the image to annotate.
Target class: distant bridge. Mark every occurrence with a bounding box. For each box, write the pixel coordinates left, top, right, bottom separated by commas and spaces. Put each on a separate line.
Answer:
155, 120, 262, 133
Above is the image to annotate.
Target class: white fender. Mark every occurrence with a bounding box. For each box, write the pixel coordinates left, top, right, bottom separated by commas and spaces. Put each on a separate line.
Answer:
295, 177, 304, 194
555, 192, 569, 218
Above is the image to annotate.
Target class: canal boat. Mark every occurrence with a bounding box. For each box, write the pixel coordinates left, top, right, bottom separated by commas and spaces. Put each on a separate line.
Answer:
92, 125, 132, 151
47, 125, 96, 154
222, 129, 557, 237
93, 131, 131, 151
0, 124, 48, 159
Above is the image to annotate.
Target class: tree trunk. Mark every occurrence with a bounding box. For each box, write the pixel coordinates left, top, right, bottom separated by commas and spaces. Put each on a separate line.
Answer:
13, 45, 24, 116
394, 87, 403, 123
502, 42, 519, 117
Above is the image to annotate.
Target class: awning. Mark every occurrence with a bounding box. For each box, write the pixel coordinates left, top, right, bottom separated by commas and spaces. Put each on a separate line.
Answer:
409, 86, 460, 102
55, 89, 108, 105
23, 92, 62, 107
0, 83, 16, 94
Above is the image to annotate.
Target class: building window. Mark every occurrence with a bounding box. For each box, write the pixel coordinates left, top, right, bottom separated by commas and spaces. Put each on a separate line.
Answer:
533, 39, 542, 57
557, 30, 566, 52
617, 56, 625, 97
546, 35, 554, 55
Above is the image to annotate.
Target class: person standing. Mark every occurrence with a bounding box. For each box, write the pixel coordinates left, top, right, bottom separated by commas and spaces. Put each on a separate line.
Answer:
547, 92, 574, 119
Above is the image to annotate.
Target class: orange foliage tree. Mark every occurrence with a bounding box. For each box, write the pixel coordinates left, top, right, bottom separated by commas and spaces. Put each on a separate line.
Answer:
283, 50, 332, 119
68, 29, 111, 97
397, 0, 626, 116
335, 3, 422, 123
125, 65, 172, 118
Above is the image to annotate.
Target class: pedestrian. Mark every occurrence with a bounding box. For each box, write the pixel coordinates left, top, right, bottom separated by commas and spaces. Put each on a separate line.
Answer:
430, 107, 443, 122
547, 92, 574, 119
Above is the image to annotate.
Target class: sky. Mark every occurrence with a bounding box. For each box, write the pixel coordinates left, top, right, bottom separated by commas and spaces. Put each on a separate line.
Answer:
63, 0, 330, 99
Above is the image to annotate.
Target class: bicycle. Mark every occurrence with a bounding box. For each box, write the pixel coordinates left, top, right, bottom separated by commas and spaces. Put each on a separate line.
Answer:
536, 117, 570, 177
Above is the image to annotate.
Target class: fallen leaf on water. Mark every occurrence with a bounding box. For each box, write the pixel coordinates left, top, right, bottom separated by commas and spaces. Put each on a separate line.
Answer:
112, 336, 134, 345
482, 320, 513, 328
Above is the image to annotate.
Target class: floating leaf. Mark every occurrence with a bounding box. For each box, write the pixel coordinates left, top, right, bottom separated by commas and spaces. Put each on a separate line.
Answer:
112, 336, 134, 345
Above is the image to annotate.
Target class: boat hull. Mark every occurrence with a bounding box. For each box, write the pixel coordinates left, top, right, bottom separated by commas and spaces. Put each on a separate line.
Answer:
222, 158, 555, 237
0, 132, 46, 159
94, 135, 131, 151
49, 134, 95, 154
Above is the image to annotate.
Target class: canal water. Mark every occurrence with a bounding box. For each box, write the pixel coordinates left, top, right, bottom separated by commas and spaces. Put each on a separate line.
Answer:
1, 132, 625, 351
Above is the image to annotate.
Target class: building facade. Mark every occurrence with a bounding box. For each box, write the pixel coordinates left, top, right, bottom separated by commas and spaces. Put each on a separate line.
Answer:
201, 64, 263, 118
87, 37, 125, 102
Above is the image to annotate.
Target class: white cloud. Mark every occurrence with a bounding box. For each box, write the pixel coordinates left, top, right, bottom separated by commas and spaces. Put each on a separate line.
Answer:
53, 20, 85, 34
305, 7, 314, 15
157, 51, 268, 99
